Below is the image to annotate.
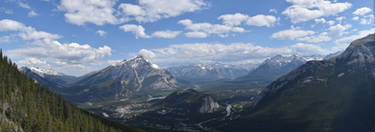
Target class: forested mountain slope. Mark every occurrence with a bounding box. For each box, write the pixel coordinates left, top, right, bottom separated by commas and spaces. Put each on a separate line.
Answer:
0, 51, 140, 132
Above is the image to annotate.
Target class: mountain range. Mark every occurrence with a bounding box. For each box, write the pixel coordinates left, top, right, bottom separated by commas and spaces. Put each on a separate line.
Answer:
168, 63, 250, 83
62, 55, 180, 103
215, 34, 375, 132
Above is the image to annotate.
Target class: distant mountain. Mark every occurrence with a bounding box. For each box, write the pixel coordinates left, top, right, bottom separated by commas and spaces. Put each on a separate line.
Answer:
236, 55, 308, 85
217, 34, 375, 131
20, 66, 76, 91
168, 63, 249, 83
0, 52, 140, 132
64, 55, 180, 103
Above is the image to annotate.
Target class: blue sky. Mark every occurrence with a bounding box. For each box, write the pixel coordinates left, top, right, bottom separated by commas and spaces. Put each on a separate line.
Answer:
0, 0, 374, 75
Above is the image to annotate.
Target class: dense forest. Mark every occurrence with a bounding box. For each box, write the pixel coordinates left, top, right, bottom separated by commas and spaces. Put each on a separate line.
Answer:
0, 50, 140, 132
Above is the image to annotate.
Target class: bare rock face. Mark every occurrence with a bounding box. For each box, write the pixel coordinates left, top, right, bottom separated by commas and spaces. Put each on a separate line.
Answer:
162, 89, 221, 114
199, 96, 220, 113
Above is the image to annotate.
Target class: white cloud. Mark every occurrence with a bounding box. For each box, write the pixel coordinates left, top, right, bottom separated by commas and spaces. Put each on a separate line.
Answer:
336, 16, 345, 23
272, 27, 315, 40
17, 57, 51, 69
327, 20, 335, 25
0, 19, 61, 40
218, 13, 248, 26
246, 15, 278, 27
297, 32, 331, 43
282, 0, 352, 23
269, 9, 278, 14
353, 14, 374, 25
291, 43, 329, 55
218, 13, 277, 27
328, 24, 351, 37
179, 19, 246, 38
118, 0, 207, 23
136, 42, 328, 66
58, 0, 118, 26
27, 10, 39, 17
359, 15, 374, 25
0, 36, 11, 43
353, 7, 372, 16
352, 16, 359, 20
151, 30, 181, 38
0, 19, 26, 31
119, 24, 181, 39
7, 39, 112, 75
96, 30, 107, 36
18, 2, 31, 9
184, 32, 208, 38
119, 24, 150, 39
314, 18, 326, 24
2, 19, 111, 75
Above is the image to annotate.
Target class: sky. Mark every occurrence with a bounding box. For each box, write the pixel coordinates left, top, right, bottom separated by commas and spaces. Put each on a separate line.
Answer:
0, 0, 374, 76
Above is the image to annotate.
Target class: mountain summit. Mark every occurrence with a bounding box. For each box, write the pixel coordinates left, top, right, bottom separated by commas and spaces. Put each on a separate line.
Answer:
64, 55, 179, 103
236, 54, 308, 84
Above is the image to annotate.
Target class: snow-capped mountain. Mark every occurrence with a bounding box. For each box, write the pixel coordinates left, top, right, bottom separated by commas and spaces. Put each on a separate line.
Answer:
20, 66, 76, 91
65, 55, 180, 103
236, 55, 308, 84
168, 63, 249, 83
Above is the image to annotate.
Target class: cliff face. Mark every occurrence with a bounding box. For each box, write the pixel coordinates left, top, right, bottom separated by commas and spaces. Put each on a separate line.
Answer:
199, 96, 220, 113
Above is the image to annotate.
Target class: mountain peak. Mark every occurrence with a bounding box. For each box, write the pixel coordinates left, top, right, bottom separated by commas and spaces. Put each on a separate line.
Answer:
338, 33, 375, 64
20, 66, 61, 77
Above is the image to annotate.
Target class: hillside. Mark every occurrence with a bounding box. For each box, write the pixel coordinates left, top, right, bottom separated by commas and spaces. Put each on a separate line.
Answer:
215, 34, 375, 132
0, 51, 140, 132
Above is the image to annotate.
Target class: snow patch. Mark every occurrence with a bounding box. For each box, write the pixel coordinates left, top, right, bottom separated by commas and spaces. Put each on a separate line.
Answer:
337, 73, 345, 78
151, 64, 160, 69
102, 112, 109, 118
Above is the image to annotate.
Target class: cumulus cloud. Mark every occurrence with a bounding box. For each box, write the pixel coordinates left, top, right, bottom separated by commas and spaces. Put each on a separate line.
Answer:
96, 30, 107, 37
136, 42, 328, 66
7, 39, 112, 75
291, 43, 329, 55
118, 0, 207, 23
0, 19, 61, 40
184, 32, 208, 38
328, 24, 351, 37
151, 30, 181, 38
119, 24, 180, 39
58, 0, 118, 26
119, 24, 150, 38
352, 7, 374, 25
2, 19, 112, 75
179, 19, 246, 38
17, 57, 52, 70
269, 9, 278, 14
57, 0, 208, 26
272, 26, 334, 43
27, 10, 39, 17
218, 13, 278, 27
272, 27, 315, 40
297, 32, 331, 43
353, 7, 372, 16
282, 0, 351, 23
